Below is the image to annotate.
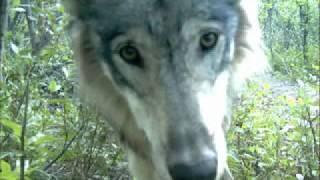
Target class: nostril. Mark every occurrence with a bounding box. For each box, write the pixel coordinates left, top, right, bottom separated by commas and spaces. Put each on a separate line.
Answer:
169, 157, 217, 180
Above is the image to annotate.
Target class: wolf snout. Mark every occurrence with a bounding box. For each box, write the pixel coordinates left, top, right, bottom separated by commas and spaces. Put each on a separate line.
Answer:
168, 154, 217, 180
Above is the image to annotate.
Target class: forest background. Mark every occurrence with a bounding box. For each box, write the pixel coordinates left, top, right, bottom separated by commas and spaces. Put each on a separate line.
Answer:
0, 0, 319, 179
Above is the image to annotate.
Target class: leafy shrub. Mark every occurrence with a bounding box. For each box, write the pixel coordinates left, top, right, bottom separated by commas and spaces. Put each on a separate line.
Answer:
228, 81, 319, 179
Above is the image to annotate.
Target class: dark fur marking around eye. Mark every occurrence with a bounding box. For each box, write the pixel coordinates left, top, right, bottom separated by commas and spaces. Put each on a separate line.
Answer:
119, 45, 144, 68
98, 35, 140, 93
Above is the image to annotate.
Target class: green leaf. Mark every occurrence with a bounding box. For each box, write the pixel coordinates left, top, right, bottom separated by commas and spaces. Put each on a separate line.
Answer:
31, 135, 57, 146
0, 161, 11, 172
0, 119, 21, 138
9, 43, 19, 54
0, 161, 18, 180
11, 0, 21, 7
48, 80, 61, 93
12, 7, 26, 12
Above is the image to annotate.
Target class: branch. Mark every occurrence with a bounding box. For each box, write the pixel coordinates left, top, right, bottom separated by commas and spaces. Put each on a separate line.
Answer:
306, 109, 320, 166
18, 63, 35, 180
43, 124, 85, 171
20, 79, 30, 180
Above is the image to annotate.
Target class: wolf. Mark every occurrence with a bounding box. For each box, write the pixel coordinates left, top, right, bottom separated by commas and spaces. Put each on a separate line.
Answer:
65, 0, 266, 179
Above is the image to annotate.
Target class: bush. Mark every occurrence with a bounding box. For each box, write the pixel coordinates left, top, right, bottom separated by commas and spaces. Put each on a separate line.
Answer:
228, 81, 319, 179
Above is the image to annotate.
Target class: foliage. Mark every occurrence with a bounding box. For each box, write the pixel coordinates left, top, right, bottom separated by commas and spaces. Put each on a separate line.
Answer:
259, 0, 320, 83
0, 0, 319, 179
228, 81, 319, 179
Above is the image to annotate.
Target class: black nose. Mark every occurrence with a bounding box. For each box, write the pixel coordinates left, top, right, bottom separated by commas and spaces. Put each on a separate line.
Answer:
169, 157, 217, 180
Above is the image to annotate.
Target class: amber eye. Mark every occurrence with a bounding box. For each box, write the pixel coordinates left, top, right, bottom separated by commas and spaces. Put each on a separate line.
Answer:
119, 45, 142, 67
200, 32, 219, 50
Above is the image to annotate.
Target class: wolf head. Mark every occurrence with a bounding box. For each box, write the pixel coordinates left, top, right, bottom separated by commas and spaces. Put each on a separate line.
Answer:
66, 0, 265, 179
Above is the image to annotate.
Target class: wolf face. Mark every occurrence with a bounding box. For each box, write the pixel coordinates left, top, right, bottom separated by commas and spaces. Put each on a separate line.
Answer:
66, 0, 265, 179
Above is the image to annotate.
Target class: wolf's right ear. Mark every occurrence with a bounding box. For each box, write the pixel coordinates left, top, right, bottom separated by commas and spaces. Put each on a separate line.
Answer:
63, 0, 94, 20
225, 0, 240, 5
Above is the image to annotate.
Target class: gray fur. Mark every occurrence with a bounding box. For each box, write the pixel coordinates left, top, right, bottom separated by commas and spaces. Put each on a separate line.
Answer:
65, 0, 266, 179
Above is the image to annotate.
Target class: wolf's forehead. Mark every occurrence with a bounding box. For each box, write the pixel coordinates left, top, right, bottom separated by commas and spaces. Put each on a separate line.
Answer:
91, 0, 236, 33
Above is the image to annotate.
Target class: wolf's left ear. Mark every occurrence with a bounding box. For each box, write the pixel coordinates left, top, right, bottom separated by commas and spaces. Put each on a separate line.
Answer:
232, 0, 269, 83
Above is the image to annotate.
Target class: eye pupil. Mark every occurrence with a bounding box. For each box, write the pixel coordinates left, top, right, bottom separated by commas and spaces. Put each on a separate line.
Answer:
120, 46, 138, 61
200, 32, 218, 50
119, 45, 143, 67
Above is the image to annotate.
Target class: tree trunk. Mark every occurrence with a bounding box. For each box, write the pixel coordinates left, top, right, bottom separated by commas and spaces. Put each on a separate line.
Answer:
0, 0, 9, 81
22, 0, 36, 55
299, 2, 309, 67
283, 20, 292, 50
265, 0, 275, 62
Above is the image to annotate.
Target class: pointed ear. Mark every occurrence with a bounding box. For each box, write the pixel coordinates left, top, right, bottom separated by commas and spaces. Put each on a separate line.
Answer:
233, 0, 269, 83
63, 0, 94, 20
226, 0, 240, 5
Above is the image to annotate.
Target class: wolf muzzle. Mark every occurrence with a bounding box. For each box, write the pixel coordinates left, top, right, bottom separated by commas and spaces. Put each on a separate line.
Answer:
169, 155, 217, 180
